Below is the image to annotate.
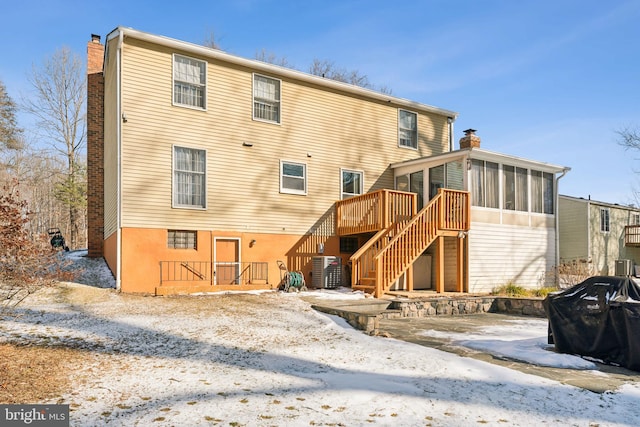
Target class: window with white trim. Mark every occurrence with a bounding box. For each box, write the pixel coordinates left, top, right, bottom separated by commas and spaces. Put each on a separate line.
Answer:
531, 170, 555, 214
470, 159, 499, 208
600, 208, 610, 233
168, 230, 197, 249
280, 161, 306, 195
632, 213, 640, 225
173, 146, 206, 208
503, 165, 528, 212
398, 109, 417, 149
253, 74, 280, 123
173, 54, 206, 109
341, 169, 363, 199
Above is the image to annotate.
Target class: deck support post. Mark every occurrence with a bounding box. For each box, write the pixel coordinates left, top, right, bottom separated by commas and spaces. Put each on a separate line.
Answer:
406, 264, 414, 292
435, 236, 445, 293
456, 235, 465, 292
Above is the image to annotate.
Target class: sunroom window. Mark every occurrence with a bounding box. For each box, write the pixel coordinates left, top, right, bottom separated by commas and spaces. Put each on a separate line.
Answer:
503, 165, 528, 212
470, 159, 499, 208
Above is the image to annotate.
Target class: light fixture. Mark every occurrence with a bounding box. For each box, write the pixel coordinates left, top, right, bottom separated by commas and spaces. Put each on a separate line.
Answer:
250, 239, 257, 247
307, 152, 312, 158
122, 113, 128, 123
242, 142, 253, 147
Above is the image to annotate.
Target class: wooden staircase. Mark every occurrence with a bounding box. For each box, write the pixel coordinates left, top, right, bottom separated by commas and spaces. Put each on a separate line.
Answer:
350, 189, 469, 297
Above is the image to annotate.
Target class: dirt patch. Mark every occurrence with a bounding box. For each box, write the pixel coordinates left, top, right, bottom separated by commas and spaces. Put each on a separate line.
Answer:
0, 342, 92, 404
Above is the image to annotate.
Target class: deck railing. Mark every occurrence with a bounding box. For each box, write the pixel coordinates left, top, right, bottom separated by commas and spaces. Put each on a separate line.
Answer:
159, 261, 268, 285
625, 225, 640, 246
335, 189, 417, 235
350, 188, 469, 297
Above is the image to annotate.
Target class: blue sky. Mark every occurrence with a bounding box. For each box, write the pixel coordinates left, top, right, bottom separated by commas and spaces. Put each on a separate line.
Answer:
2, 0, 640, 203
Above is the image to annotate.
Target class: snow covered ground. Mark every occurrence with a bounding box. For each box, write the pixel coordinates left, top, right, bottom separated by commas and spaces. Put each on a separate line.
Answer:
1, 250, 639, 426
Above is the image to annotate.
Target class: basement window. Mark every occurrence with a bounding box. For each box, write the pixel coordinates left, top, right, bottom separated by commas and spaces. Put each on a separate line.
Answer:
340, 237, 359, 254
168, 230, 197, 249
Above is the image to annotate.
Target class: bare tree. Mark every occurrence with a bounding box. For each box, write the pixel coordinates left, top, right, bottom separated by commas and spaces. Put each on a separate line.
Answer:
23, 47, 86, 250
0, 179, 75, 312
309, 58, 371, 89
255, 49, 292, 68
203, 30, 222, 50
617, 126, 640, 151
0, 79, 23, 151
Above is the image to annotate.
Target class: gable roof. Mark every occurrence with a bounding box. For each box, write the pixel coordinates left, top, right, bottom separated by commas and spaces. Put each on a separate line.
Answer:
559, 194, 640, 212
105, 26, 458, 120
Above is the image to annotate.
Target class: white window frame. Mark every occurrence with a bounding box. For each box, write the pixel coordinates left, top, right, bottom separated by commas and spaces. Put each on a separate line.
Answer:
173, 54, 206, 110
253, 73, 281, 124
531, 170, 555, 215
340, 168, 364, 199
471, 159, 499, 209
398, 109, 418, 149
600, 208, 610, 233
172, 145, 207, 209
503, 165, 528, 212
633, 213, 640, 225
280, 160, 307, 195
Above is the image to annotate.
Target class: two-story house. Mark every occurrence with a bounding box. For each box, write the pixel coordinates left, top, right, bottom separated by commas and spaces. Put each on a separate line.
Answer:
559, 195, 640, 277
87, 27, 569, 297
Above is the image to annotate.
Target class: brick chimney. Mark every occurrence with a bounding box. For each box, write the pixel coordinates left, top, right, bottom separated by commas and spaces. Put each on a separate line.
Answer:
459, 128, 481, 149
87, 34, 105, 258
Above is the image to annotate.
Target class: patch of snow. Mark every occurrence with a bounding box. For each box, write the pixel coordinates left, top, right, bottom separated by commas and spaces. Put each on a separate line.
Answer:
0, 255, 639, 426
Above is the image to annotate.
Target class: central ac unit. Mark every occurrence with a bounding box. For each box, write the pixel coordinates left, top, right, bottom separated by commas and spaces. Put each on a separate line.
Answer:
312, 256, 342, 289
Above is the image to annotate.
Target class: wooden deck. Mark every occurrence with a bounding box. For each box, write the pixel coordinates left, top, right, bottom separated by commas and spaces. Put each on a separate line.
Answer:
625, 225, 640, 246
336, 188, 470, 298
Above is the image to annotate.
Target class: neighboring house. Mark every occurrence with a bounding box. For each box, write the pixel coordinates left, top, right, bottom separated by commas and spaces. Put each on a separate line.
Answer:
558, 195, 640, 276
86, 27, 569, 297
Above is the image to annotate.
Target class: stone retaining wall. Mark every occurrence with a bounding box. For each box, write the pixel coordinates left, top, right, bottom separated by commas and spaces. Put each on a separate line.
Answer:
383, 296, 546, 318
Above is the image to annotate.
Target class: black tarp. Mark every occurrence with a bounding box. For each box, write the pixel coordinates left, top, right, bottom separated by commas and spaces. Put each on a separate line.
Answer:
543, 276, 640, 371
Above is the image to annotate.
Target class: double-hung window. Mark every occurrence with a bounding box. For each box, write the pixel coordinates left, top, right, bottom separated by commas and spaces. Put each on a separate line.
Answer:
253, 74, 281, 123
341, 169, 363, 199
600, 208, 610, 233
280, 161, 306, 195
398, 109, 417, 149
173, 54, 206, 109
173, 146, 206, 208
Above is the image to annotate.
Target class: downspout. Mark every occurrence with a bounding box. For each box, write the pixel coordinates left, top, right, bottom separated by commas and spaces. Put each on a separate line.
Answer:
115, 30, 124, 292
555, 167, 570, 285
587, 195, 591, 269
447, 117, 455, 152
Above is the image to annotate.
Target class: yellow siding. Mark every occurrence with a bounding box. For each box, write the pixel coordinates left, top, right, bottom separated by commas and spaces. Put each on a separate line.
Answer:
589, 202, 640, 274
104, 36, 119, 239
117, 37, 450, 235
558, 196, 588, 262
